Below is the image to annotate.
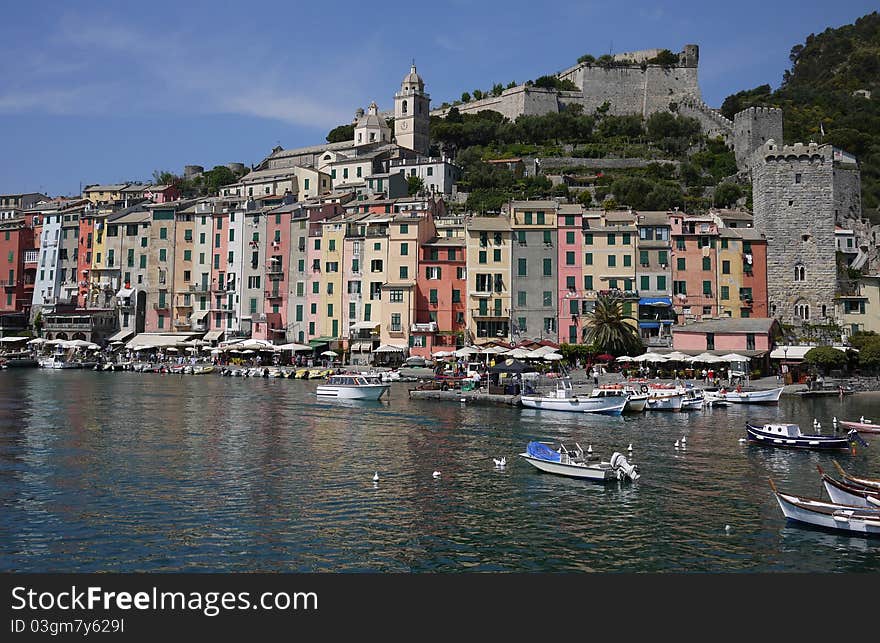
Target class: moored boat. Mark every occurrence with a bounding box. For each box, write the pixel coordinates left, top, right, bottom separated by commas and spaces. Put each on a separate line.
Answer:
520, 378, 626, 415
832, 460, 880, 491
519, 441, 640, 483
837, 416, 880, 434
745, 422, 862, 451
817, 466, 880, 508
769, 479, 880, 536
705, 386, 784, 405
644, 384, 683, 411
589, 384, 647, 413
316, 374, 390, 400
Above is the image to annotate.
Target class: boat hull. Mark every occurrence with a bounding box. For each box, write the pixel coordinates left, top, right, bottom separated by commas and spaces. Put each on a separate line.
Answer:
746, 424, 852, 450
821, 476, 880, 508
707, 386, 784, 404
839, 421, 880, 434
774, 491, 880, 536
644, 394, 683, 411
518, 454, 616, 481
316, 384, 389, 400
520, 396, 625, 415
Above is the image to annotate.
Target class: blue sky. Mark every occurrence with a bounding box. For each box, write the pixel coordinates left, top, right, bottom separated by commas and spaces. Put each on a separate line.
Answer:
1, 1, 876, 196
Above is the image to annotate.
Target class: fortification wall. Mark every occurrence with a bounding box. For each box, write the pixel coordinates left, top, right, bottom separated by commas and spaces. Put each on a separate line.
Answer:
677, 96, 733, 143
733, 107, 784, 170
752, 142, 839, 323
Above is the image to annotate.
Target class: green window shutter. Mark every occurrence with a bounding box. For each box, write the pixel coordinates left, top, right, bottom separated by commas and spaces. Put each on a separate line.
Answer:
543, 230, 551, 244
493, 249, 501, 262
479, 251, 487, 264
703, 280, 712, 295
607, 233, 615, 245
721, 286, 729, 300
585, 252, 593, 265
566, 251, 575, 265
640, 275, 650, 290
607, 255, 616, 267
517, 291, 527, 306
622, 233, 631, 245
702, 257, 711, 271
677, 257, 686, 271
517, 258, 527, 276
401, 242, 408, 256
657, 276, 666, 290
584, 275, 593, 290
640, 250, 648, 265
623, 254, 631, 267
566, 231, 575, 244
584, 233, 593, 245
722, 260, 730, 274
658, 250, 668, 265
543, 258, 552, 276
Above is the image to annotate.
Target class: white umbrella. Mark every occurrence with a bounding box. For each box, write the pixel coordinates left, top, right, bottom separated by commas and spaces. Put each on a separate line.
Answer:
506, 348, 531, 359
691, 352, 724, 363
543, 353, 564, 361
321, 350, 338, 357
27, 338, 46, 345
186, 347, 199, 353
166, 347, 178, 353
242, 350, 255, 355
615, 356, 634, 362
480, 346, 508, 354
454, 346, 478, 357
633, 352, 667, 362
88, 345, 101, 351
0, 336, 28, 343
664, 351, 691, 361
275, 343, 312, 352
432, 350, 450, 358
719, 353, 750, 362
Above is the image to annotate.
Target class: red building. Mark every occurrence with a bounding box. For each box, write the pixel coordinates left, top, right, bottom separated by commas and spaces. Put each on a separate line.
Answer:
76, 213, 95, 307
0, 218, 35, 316
411, 236, 467, 358
254, 202, 294, 341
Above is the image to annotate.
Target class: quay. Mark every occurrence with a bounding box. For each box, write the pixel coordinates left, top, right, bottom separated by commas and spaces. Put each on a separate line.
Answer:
408, 388, 521, 406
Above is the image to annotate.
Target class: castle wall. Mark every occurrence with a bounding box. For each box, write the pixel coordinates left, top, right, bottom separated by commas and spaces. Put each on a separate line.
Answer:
733, 107, 783, 170
677, 98, 734, 143
752, 142, 839, 324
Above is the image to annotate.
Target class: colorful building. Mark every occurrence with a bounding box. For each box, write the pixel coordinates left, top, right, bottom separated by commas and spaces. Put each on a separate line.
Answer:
466, 215, 511, 344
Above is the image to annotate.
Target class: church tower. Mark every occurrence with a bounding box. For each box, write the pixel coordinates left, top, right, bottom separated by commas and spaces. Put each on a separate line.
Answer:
394, 64, 430, 155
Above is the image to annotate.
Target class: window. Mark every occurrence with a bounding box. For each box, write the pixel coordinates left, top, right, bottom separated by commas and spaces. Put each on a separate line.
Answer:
389, 290, 404, 303
794, 265, 805, 281
517, 291, 527, 307
706, 333, 715, 350
607, 255, 616, 267
543, 230, 552, 245
722, 260, 730, 274
584, 275, 593, 290
328, 239, 336, 252
543, 291, 553, 307
622, 233, 631, 245
248, 275, 261, 289
565, 215, 575, 226
544, 317, 556, 333
517, 317, 527, 332
524, 212, 533, 225
517, 258, 527, 276
584, 233, 593, 245
623, 255, 631, 267
566, 276, 576, 291
371, 259, 383, 273
673, 280, 687, 295
677, 257, 686, 271
795, 173, 802, 184
702, 257, 711, 271
536, 212, 545, 225
159, 227, 167, 240
478, 250, 487, 264
426, 266, 441, 280
569, 300, 579, 315
566, 231, 575, 245
721, 286, 729, 300
493, 232, 502, 246
607, 233, 616, 245
429, 289, 438, 304
391, 313, 401, 331
676, 238, 686, 250
447, 249, 456, 261
312, 282, 319, 294
326, 282, 334, 294
400, 242, 408, 256
585, 252, 593, 265
159, 249, 166, 262
452, 289, 461, 303
399, 266, 408, 279
702, 280, 712, 296
565, 251, 575, 266
640, 250, 649, 266
479, 232, 488, 247
720, 238, 728, 249
184, 250, 192, 261
658, 251, 668, 266
740, 287, 753, 301
640, 275, 650, 290
543, 258, 552, 276
656, 275, 666, 291
363, 304, 371, 321
140, 255, 147, 269
493, 249, 501, 262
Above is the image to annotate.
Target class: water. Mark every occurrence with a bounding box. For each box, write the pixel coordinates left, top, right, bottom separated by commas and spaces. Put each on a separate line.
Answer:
1, 369, 879, 572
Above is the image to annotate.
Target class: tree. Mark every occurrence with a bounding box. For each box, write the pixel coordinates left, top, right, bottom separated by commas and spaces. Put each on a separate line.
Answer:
582, 293, 643, 356
202, 166, 238, 194
32, 310, 42, 336
713, 182, 743, 208
472, 89, 483, 101
646, 49, 680, 66
326, 123, 354, 143
848, 330, 878, 351
491, 83, 504, 97
152, 170, 179, 185
803, 346, 848, 373
602, 197, 618, 211
577, 190, 593, 206
407, 176, 424, 196
859, 337, 880, 370
461, 92, 471, 103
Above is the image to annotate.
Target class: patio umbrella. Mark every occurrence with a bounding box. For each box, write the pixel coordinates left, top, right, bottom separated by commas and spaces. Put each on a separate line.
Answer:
664, 351, 691, 361
719, 353, 750, 362
166, 347, 178, 353
0, 336, 28, 343
691, 352, 724, 363
27, 338, 46, 345
275, 343, 312, 352
454, 346, 478, 357
506, 348, 532, 359
543, 353, 564, 361
615, 356, 634, 362
321, 350, 338, 357
241, 350, 255, 355
595, 353, 614, 361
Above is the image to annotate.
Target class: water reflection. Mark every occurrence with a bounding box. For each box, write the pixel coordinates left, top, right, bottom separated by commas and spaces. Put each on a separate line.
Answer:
1, 370, 879, 572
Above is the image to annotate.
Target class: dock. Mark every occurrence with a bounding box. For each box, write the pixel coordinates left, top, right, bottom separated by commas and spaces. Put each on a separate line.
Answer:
408, 388, 521, 406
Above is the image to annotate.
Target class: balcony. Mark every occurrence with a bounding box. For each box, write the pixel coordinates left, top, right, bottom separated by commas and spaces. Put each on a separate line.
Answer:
189, 284, 211, 293
471, 307, 509, 319
1, 280, 16, 290
173, 320, 191, 328
23, 250, 38, 265
176, 302, 194, 309
265, 291, 283, 299
152, 302, 169, 311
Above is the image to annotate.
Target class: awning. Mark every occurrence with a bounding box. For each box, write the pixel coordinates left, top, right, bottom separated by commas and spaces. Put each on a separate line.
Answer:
126, 333, 196, 349
116, 287, 134, 299
308, 336, 335, 346
107, 329, 134, 342
639, 297, 672, 306
638, 322, 660, 329
351, 341, 373, 352
351, 321, 379, 331
373, 344, 406, 353
203, 330, 224, 342
191, 310, 209, 321
769, 345, 849, 360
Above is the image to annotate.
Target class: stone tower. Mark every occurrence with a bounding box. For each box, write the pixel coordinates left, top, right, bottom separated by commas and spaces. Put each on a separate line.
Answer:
733, 107, 783, 170
752, 140, 843, 325
394, 64, 430, 155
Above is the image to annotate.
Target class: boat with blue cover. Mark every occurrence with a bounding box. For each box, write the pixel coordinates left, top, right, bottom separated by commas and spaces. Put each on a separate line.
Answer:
518, 441, 640, 482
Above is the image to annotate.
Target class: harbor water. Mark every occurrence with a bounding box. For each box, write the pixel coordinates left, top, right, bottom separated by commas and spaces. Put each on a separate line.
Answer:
2, 369, 879, 572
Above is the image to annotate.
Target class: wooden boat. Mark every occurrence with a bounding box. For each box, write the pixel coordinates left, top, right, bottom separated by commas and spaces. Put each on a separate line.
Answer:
817, 466, 880, 508
521, 378, 626, 415
192, 365, 214, 375
705, 386, 783, 404
644, 384, 683, 411
316, 374, 389, 400
833, 461, 880, 491
837, 416, 880, 434
745, 422, 862, 451
769, 479, 880, 536
519, 441, 640, 483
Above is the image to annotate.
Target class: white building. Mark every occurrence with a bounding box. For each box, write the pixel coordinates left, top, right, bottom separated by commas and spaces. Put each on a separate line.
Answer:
386, 157, 460, 195
32, 211, 63, 311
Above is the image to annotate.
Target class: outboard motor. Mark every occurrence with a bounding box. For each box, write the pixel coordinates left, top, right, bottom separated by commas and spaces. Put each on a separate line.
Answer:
610, 452, 640, 482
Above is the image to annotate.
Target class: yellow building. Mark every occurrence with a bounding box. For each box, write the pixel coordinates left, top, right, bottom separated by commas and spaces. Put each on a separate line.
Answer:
585, 210, 636, 293
318, 218, 346, 340
716, 228, 745, 319
838, 276, 880, 337
86, 213, 114, 307
82, 184, 129, 204
172, 204, 197, 331
465, 215, 512, 344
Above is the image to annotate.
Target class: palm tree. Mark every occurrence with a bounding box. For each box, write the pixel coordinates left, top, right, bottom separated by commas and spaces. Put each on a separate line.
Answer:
582, 293, 643, 356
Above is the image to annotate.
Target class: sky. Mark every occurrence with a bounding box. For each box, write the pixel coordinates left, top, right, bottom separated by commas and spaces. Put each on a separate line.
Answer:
0, 0, 876, 197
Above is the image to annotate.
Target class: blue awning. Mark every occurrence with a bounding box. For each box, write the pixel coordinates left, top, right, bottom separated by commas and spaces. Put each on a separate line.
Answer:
639, 297, 672, 306
638, 322, 660, 329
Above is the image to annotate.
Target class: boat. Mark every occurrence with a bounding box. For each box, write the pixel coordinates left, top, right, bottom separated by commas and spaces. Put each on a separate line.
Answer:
745, 421, 863, 451
38, 356, 82, 369
192, 365, 214, 375
520, 378, 627, 415
832, 461, 880, 492
316, 373, 390, 400
769, 479, 880, 536
838, 416, 880, 434
643, 384, 683, 411
817, 466, 880, 508
519, 441, 640, 482
589, 384, 647, 413
704, 386, 784, 404
680, 386, 705, 410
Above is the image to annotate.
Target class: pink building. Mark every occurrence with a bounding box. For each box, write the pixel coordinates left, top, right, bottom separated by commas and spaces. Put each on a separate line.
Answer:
208, 210, 229, 338
556, 204, 585, 344
253, 204, 291, 341
672, 318, 780, 353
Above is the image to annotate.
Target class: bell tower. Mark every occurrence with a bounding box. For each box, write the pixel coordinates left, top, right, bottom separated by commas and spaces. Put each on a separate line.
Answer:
394, 63, 430, 155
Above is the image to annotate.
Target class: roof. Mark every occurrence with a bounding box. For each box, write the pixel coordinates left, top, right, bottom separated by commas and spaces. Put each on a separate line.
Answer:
238, 168, 299, 183
635, 211, 672, 225
84, 184, 129, 192
467, 216, 511, 231
673, 318, 778, 335
769, 345, 850, 360
509, 200, 558, 210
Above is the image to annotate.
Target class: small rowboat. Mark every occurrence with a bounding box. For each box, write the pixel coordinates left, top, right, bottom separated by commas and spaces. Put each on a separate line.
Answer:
833, 460, 880, 491
837, 417, 880, 434
519, 441, 640, 483
817, 466, 880, 508
745, 422, 864, 451
770, 479, 880, 536
705, 386, 784, 404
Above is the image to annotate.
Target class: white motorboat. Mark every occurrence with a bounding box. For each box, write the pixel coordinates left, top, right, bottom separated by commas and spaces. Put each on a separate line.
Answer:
705, 386, 784, 404
38, 356, 81, 369
589, 385, 647, 413
519, 441, 640, 482
680, 386, 705, 410
643, 384, 683, 411
316, 374, 390, 400
520, 378, 626, 415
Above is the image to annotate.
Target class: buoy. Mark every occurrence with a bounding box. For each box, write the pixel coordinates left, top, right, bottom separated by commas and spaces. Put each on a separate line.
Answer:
372, 472, 379, 482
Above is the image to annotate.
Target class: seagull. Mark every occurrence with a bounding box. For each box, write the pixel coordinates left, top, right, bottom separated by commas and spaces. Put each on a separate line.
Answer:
725, 525, 732, 533
493, 457, 506, 467
674, 440, 680, 448
432, 471, 441, 478
627, 443, 633, 452
738, 438, 747, 443
681, 436, 687, 445
587, 445, 593, 454
372, 472, 379, 482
